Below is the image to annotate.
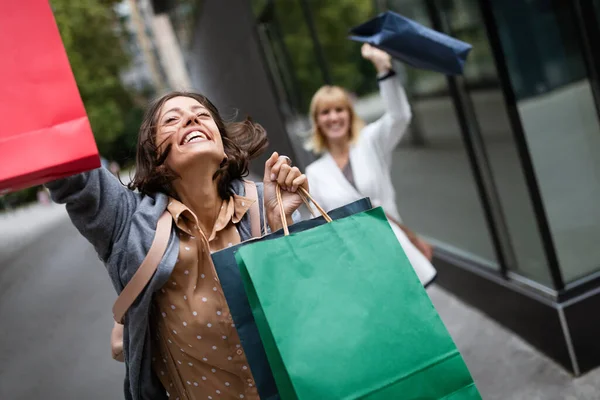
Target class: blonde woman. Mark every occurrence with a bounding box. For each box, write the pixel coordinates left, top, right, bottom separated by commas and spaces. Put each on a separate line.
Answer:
306, 44, 436, 286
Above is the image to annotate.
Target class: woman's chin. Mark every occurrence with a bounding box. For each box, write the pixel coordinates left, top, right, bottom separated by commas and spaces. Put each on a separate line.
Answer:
325, 130, 349, 142
170, 148, 222, 173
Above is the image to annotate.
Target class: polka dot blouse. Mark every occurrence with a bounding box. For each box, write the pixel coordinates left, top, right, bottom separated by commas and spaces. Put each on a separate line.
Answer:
152, 194, 260, 400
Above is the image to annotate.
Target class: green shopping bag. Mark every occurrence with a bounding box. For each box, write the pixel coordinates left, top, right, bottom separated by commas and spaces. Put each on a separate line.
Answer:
236, 188, 481, 399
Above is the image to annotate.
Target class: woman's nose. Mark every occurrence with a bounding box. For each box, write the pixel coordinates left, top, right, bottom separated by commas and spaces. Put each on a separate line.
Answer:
183, 112, 200, 126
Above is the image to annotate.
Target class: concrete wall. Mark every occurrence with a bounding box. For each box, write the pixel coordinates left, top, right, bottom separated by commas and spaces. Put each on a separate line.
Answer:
187, 0, 297, 176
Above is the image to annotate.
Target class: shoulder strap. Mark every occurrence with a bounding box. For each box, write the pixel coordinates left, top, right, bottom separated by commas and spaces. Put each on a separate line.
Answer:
243, 180, 261, 239
112, 211, 173, 324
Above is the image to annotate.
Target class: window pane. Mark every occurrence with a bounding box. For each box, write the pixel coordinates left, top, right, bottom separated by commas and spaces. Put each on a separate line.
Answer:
492, 0, 600, 283
441, 0, 552, 285
387, 0, 498, 266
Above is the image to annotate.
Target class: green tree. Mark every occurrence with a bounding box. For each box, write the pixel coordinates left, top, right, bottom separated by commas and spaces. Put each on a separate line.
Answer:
51, 0, 138, 160
258, 0, 378, 112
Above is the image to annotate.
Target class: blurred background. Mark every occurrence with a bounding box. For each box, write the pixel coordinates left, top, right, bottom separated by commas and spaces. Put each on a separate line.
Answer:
2, 0, 600, 399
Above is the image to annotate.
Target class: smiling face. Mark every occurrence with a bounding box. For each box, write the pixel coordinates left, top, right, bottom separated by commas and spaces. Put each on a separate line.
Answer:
309, 86, 357, 152
155, 95, 225, 176
316, 102, 351, 143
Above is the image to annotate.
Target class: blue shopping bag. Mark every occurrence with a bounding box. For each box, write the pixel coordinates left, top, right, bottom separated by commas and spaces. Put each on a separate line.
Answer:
349, 11, 472, 75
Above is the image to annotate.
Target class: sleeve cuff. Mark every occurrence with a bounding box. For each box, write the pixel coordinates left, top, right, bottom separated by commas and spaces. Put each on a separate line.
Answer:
377, 69, 397, 82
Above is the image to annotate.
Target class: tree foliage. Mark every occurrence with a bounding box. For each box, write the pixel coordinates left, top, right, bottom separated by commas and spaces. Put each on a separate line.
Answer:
50, 0, 141, 162
260, 0, 378, 112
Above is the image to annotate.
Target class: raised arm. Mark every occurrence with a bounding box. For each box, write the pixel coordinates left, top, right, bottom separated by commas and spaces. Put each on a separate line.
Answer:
360, 44, 412, 167
45, 167, 140, 262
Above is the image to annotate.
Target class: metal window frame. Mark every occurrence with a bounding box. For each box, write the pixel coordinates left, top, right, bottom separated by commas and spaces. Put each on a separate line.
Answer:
422, 0, 515, 278
477, 0, 566, 290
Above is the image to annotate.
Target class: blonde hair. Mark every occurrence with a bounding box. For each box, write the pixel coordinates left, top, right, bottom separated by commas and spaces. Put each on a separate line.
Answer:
307, 85, 365, 154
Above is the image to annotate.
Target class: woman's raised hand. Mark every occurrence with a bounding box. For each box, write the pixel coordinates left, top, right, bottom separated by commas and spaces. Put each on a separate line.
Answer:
361, 43, 392, 74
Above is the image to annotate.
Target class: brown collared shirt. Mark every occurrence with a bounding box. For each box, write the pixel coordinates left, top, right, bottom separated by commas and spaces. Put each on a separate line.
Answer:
152, 194, 260, 400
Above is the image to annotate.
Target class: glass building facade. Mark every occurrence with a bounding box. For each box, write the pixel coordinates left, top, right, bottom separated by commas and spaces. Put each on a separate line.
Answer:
155, 0, 600, 375
250, 0, 600, 375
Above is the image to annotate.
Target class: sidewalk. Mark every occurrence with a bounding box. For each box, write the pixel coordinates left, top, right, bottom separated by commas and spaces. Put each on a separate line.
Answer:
0, 202, 68, 264
430, 285, 600, 399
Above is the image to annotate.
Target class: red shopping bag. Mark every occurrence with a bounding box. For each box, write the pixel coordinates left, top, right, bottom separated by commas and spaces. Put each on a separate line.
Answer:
0, 0, 100, 193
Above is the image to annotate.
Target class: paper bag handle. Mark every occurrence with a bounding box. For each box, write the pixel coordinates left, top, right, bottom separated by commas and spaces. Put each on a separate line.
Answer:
276, 185, 332, 236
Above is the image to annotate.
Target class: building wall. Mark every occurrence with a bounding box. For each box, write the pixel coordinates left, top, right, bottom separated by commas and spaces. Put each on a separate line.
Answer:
186, 0, 297, 175
152, 14, 191, 91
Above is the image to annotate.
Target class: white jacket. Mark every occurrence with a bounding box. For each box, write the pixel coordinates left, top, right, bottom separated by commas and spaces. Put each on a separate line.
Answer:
306, 77, 437, 286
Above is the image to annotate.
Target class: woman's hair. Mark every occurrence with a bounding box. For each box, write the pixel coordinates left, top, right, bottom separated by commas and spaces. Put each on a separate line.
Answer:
128, 91, 269, 199
307, 85, 365, 154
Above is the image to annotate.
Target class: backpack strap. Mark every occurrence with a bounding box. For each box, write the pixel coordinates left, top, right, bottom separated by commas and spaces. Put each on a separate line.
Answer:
243, 180, 261, 239
112, 210, 172, 324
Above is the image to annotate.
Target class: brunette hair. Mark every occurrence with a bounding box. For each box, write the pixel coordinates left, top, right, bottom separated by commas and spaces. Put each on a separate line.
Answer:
128, 91, 269, 199
307, 85, 365, 154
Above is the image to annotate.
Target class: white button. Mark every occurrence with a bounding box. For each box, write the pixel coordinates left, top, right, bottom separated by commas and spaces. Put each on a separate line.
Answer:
237, 349, 243, 356
207, 323, 212, 328
197, 335, 202, 340
202, 376, 207, 381
212, 346, 217, 350
183, 322, 187, 327
184, 270, 189, 275
188, 362, 193, 366
203, 357, 208, 362
193, 311, 198, 316
225, 382, 230, 387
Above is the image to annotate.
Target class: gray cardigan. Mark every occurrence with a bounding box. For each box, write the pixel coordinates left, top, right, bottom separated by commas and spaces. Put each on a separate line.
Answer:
47, 168, 268, 400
